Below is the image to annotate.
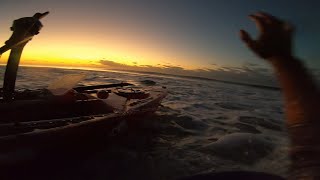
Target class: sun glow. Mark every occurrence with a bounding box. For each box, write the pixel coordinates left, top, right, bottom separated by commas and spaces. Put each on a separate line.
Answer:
0, 23, 216, 71
0, 40, 178, 69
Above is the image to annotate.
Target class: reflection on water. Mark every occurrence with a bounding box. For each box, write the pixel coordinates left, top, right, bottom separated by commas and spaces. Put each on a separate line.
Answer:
0, 66, 289, 179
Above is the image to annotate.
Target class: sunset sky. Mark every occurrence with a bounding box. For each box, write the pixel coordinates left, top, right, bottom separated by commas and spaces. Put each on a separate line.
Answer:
0, 0, 319, 85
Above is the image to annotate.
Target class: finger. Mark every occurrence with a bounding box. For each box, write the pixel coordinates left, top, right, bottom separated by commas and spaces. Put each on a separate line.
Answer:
239, 30, 258, 49
239, 30, 262, 56
249, 14, 267, 32
256, 12, 282, 25
239, 29, 252, 43
255, 13, 272, 25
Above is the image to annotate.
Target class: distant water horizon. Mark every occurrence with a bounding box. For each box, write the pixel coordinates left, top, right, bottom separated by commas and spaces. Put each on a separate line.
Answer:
0, 64, 280, 91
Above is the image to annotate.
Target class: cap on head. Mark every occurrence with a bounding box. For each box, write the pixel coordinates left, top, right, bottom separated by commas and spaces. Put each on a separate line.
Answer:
33, 12, 49, 19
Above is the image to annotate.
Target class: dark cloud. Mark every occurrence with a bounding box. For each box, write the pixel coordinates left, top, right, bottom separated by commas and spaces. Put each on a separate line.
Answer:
244, 62, 259, 67
99, 60, 129, 68
99, 59, 279, 86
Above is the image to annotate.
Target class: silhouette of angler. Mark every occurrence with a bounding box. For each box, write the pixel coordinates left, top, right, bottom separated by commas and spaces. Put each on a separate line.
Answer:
5, 12, 48, 47
0, 12, 49, 101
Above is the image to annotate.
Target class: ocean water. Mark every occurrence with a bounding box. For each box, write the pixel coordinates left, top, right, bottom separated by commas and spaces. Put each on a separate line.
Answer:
0, 66, 289, 179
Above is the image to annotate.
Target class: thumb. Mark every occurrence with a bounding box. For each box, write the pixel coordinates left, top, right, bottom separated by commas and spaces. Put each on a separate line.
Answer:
239, 29, 259, 52
239, 29, 253, 44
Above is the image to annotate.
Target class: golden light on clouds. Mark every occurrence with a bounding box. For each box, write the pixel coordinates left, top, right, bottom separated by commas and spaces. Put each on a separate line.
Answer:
0, 18, 218, 71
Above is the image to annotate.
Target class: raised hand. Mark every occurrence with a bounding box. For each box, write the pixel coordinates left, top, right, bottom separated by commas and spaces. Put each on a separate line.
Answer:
240, 12, 320, 179
240, 12, 294, 60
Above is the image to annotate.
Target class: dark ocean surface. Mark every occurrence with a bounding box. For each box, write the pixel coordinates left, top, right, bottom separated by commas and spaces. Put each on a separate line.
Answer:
0, 66, 289, 179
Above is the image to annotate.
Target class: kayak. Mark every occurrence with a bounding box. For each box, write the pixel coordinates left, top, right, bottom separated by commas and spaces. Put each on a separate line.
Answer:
0, 13, 168, 153
0, 84, 168, 152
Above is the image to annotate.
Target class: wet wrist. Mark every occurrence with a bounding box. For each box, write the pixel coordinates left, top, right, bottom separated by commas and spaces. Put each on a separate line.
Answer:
268, 55, 294, 64
266, 55, 304, 71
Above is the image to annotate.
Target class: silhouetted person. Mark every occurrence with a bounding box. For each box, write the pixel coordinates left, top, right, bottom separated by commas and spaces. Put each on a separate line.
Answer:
240, 12, 320, 179
3, 12, 48, 49
0, 12, 48, 101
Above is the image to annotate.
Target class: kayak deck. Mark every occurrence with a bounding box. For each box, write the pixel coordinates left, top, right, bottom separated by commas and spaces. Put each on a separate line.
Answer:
0, 86, 167, 141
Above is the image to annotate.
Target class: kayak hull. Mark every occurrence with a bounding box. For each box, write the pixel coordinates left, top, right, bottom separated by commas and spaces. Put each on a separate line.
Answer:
0, 86, 167, 153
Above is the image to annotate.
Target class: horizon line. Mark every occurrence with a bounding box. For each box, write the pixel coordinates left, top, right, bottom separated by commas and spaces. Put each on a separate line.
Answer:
0, 64, 280, 91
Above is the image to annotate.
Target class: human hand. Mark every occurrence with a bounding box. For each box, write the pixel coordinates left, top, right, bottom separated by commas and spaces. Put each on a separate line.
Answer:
240, 12, 294, 60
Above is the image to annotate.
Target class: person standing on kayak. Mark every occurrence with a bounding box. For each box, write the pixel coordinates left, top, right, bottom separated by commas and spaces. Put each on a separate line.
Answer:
240, 12, 320, 179
0, 12, 49, 101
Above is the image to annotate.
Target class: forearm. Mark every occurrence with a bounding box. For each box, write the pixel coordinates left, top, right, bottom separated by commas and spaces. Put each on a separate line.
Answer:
270, 56, 319, 124
269, 56, 320, 179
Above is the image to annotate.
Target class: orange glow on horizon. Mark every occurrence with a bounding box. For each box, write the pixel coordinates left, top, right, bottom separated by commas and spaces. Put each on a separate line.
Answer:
0, 23, 217, 71
0, 40, 209, 70
0, 11, 221, 72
